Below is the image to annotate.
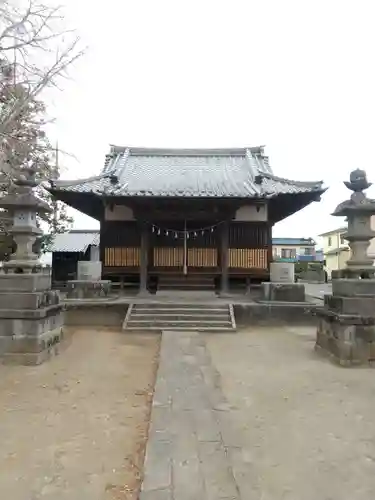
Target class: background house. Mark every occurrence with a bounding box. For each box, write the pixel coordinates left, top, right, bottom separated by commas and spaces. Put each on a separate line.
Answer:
320, 219, 375, 278
272, 237, 318, 263
319, 227, 349, 278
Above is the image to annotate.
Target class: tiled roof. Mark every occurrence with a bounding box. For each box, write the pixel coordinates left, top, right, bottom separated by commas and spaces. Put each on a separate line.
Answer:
50, 146, 324, 199
318, 226, 347, 237
272, 238, 316, 246
50, 230, 99, 253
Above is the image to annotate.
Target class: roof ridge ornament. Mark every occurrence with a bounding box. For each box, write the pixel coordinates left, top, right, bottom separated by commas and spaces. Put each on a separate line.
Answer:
115, 147, 130, 177
109, 174, 118, 185
245, 148, 256, 179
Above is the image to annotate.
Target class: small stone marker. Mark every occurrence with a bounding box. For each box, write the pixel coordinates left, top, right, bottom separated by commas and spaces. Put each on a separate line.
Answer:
261, 261, 305, 303
66, 254, 111, 299
270, 261, 295, 283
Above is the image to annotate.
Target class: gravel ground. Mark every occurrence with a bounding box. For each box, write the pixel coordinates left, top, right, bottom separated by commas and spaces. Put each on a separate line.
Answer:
205, 326, 375, 500
0, 328, 160, 500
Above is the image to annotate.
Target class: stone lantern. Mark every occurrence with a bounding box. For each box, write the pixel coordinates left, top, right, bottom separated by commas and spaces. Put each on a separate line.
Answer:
0, 168, 66, 365
0, 167, 50, 273
332, 168, 375, 280
315, 169, 375, 366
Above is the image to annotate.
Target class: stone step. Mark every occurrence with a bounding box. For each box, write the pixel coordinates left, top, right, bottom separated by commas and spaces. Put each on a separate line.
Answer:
132, 317, 230, 323
125, 326, 235, 332
128, 319, 233, 325
133, 306, 229, 313
133, 307, 228, 313
134, 303, 226, 310
123, 303, 236, 332
131, 316, 230, 322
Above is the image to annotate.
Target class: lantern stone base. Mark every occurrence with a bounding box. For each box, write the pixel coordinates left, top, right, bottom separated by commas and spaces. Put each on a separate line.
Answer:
261, 282, 306, 302
331, 278, 375, 297
0, 272, 51, 292
66, 280, 112, 300
316, 314, 375, 367
315, 292, 375, 366
0, 274, 66, 365
1, 325, 68, 366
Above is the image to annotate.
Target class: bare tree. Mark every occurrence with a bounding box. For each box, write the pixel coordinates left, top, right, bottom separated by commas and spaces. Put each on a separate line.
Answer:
0, 0, 83, 255
0, 0, 85, 142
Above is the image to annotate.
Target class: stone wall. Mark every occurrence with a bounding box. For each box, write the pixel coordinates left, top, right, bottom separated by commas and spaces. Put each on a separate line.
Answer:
234, 303, 317, 327
64, 302, 317, 329
65, 304, 129, 328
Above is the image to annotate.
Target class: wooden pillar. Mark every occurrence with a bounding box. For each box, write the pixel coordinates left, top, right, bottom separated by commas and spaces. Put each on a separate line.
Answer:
138, 222, 150, 296
220, 220, 229, 296
267, 222, 273, 275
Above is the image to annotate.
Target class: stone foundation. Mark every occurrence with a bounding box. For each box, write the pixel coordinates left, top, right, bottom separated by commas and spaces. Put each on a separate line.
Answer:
261, 282, 306, 302
315, 292, 375, 366
332, 279, 375, 297
1, 326, 69, 366
66, 280, 111, 299
316, 312, 375, 366
0, 274, 66, 366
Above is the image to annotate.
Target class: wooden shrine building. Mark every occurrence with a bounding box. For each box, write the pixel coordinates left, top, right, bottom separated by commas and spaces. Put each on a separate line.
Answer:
48, 146, 325, 294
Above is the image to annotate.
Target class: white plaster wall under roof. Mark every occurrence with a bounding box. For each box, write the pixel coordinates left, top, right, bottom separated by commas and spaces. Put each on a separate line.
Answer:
104, 203, 267, 222
104, 205, 135, 221
234, 204, 267, 221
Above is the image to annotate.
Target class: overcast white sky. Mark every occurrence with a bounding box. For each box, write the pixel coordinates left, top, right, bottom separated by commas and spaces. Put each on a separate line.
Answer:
48, 0, 375, 241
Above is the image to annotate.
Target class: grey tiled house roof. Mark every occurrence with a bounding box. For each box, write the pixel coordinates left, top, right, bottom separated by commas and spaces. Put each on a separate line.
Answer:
50, 230, 99, 253
51, 146, 324, 199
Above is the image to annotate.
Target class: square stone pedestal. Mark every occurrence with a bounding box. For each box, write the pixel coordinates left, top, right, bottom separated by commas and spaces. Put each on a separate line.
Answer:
332, 278, 375, 297
0, 273, 66, 365
66, 280, 111, 299
315, 292, 375, 366
261, 282, 306, 302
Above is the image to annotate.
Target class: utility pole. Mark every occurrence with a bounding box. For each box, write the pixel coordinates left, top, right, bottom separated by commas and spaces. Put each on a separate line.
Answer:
52, 141, 59, 233
183, 219, 187, 275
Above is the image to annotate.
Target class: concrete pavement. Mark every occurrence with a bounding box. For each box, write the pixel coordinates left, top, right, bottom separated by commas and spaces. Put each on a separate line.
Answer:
206, 326, 375, 500
141, 325, 375, 499
140, 330, 242, 499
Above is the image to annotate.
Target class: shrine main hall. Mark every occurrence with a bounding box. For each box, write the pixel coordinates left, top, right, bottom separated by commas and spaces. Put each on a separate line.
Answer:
48, 145, 324, 294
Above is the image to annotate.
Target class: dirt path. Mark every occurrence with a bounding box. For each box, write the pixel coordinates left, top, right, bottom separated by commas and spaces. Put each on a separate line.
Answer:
205, 326, 375, 500
0, 328, 159, 500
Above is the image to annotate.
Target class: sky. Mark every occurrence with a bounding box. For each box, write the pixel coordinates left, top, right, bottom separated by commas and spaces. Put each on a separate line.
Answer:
47, 0, 375, 242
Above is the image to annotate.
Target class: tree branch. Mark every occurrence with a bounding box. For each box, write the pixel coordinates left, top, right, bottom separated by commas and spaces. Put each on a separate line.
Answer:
0, 0, 86, 137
